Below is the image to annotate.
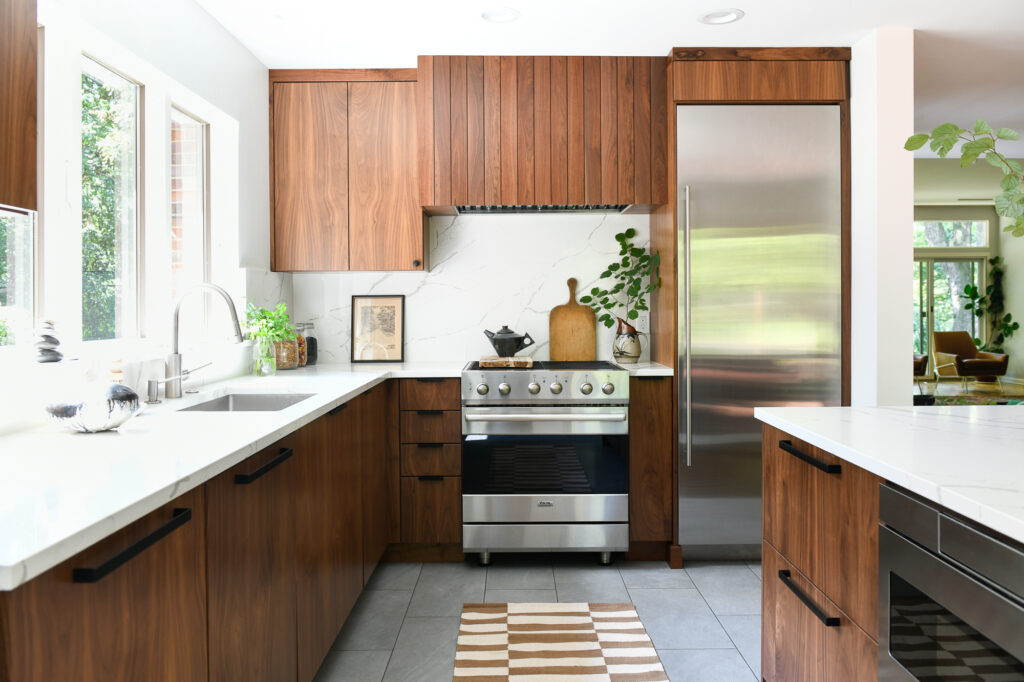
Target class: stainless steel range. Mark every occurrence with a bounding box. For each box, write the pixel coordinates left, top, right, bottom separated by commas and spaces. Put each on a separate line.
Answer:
461, 360, 629, 565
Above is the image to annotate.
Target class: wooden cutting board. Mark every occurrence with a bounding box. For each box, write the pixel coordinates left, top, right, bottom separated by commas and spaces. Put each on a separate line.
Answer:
549, 278, 597, 361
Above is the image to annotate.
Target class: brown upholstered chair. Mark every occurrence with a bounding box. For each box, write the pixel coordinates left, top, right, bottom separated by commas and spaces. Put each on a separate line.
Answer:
913, 353, 929, 394
932, 331, 1009, 393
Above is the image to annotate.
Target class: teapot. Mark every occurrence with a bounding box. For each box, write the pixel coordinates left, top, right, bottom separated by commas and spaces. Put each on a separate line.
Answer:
484, 325, 535, 357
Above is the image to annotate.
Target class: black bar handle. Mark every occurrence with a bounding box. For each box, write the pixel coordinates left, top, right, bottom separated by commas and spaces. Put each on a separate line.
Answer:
73, 508, 192, 583
778, 570, 840, 627
417, 443, 444, 449
779, 440, 841, 474
235, 448, 293, 485
328, 403, 348, 416
418, 476, 443, 481
416, 378, 443, 383
417, 410, 443, 416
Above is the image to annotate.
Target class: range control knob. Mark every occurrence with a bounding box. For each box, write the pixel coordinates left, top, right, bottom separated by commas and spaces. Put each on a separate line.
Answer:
602, 383, 615, 395
498, 382, 511, 395
550, 382, 563, 395
476, 383, 489, 395
580, 382, 593, 395
528, 382, 541, 394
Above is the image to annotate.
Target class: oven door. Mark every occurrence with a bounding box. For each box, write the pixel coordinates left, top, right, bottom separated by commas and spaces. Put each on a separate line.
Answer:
879, 525, 1024, 680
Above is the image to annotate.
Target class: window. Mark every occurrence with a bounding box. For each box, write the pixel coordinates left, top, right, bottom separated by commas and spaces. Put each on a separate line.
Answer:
170, 107, 207, 302
0, 208, 34, 346
914, 220, 988, 248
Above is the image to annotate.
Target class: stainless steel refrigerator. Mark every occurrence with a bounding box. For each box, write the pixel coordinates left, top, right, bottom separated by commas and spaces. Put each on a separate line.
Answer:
676, 105, 842, 559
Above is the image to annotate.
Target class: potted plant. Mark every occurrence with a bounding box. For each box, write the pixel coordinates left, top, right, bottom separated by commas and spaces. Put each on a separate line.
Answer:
962, 256, 1020, 352
245, 302, 298, 374
579, 228, 661, 363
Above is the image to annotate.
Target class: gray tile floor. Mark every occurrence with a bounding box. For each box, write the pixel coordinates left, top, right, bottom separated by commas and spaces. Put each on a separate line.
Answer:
314, 556, 762, 682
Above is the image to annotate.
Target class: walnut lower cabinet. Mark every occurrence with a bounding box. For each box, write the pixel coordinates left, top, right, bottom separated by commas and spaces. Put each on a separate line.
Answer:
627, 376, 673, 544
761, 424, 880, 682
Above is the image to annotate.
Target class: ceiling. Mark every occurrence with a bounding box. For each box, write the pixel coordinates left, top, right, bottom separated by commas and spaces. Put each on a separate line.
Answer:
194, 0, 1024, 157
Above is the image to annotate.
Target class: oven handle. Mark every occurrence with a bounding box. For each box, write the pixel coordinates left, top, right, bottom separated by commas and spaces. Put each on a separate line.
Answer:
464, 412, 627, 423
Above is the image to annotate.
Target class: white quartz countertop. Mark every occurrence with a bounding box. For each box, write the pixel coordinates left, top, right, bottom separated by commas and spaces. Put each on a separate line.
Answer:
754, 406, 1024, 544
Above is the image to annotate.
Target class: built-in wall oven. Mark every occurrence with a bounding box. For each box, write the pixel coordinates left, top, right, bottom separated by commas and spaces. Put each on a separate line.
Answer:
879, 483, 1024, 680
461, 361, 629, 565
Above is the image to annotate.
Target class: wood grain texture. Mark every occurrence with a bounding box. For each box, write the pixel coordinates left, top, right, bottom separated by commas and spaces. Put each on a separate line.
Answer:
549, 56, 568, 205
358, 385, 391, 585
548, 278, 596, 361
466, 56, 486, 205
583, 57, 602, 204
206, 440, 296, 682
567, 56, 586, 205
400, 410, 462, 444
384, 381, 402, 543
599, 57, 618, 203
616, 57, 634, 205
417, 56, 435, 206
500, 56, 518, 204
649, 57, 668, 205
533, 56, 551, 205
401, 477, 462, 544
763, 545, 825, 682
432, 56, 452, 205
0, 489, 208, 682
516, 56, 535, 204
272, 82, 349, 271
399, 378, 461, 410
825, 609, 878, 682
449, 57, 469, 205
648, 57, 674, 370
628, 377, 673, 542
484, 56, 502, 205
271, 68, 417, 82
762, 541, 778, 681
671, 60, 847, 102
0, 0, 37, 210
401, 444, 462, 477
671, 47, 851, 62
762, 425, 822, 585
632, 57, 651, 206
348, 81, 423, 270
382, 542, 465, 563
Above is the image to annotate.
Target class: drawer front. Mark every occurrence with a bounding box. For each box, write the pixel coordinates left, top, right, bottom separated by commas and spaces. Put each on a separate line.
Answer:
400, 476, 461, 543
399, 378, 460, 411
400, 410, 461, 443
400, 443, 461, 476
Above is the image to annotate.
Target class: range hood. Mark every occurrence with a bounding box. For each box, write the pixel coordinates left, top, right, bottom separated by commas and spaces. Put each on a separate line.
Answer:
455, 204, 631, 215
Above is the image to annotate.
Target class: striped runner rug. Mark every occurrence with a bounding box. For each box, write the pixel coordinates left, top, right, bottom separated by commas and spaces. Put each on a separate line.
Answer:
454, 602, 668, 681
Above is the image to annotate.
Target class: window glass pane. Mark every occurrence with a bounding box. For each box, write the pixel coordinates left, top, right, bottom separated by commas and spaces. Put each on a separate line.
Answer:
913, 220, 988, 248
0, 209, 34, 346
81, 57, 138, 341
913, 261, 926, 356
170, 107, 206, 302
932, 260, 981, 340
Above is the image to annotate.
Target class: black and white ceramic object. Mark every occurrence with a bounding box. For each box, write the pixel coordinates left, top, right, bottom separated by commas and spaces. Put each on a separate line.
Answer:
46, 383, 141, 433
35, 320, 63, 363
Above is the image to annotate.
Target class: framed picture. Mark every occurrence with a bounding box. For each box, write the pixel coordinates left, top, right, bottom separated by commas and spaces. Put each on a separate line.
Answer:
351, 295, 405, 363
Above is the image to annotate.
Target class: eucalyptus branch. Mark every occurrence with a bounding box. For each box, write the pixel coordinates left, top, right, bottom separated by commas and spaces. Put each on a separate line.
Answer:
579, 228, 662, 329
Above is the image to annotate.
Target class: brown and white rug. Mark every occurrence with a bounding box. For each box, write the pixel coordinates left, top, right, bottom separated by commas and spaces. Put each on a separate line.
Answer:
454, 602, 668, 681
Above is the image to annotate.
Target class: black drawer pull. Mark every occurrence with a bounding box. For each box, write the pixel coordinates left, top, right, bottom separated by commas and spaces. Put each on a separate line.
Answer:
779, 440, 841, 474
418, 476, 443, 481
416, 377, 443, 383
417, 410, 443, 416
328, 403, 348, 416
778, 570, 839, 627
235, 447, 293, 485
73, 508, 192, 583
417, 443, 444, 449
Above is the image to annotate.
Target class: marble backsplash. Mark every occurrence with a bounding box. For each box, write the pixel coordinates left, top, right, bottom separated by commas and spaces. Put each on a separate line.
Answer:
291, 213, 653, 364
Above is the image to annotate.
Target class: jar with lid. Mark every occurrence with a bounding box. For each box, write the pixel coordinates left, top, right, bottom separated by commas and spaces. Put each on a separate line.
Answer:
303, 321, 319, 365
274, 338, 299, 369
295, 324, 308, 367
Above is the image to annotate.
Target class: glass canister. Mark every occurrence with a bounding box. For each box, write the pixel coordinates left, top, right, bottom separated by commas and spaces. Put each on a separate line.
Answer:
304, 321, 319, 365
295, 324, 308, 367
274, 338, 299, 369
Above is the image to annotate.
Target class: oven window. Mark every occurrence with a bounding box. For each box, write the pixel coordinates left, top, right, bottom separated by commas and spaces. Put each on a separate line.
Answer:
889, 574, 1024, 679
462, 435, 628, 495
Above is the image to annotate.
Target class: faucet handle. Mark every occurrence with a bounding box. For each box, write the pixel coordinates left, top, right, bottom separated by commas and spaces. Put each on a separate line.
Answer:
146, 379, 163, 404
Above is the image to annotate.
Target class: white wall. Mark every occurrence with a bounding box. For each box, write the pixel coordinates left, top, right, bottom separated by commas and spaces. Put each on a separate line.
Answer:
850, 28, 916, 406
291, 214, 652, 364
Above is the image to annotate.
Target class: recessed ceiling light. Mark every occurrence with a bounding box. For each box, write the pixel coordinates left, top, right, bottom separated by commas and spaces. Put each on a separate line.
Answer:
699, 8, 745, 25
482, 7, 521, 23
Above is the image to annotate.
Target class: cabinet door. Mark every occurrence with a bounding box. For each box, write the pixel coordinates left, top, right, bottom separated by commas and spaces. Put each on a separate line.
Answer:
763, 544, 824, 682
400, 410, 461, 443
628, 377, 673, 542
272, 82, 349, 271
357, 384, 392, 584
348, 81, 424, 271
207, 438, 297, 682
0, 489, 208, 682
0, 0, 37, 210
399, 377, 461, 411
401, 476, 461, 543
825, 609, 878, 682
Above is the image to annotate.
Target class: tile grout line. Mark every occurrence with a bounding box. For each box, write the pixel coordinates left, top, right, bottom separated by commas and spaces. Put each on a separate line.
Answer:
689, 573, 760, 681
380, 563, 423, 682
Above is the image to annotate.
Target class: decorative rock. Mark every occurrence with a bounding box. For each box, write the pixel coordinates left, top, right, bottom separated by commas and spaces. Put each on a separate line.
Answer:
35, 320, 63, 363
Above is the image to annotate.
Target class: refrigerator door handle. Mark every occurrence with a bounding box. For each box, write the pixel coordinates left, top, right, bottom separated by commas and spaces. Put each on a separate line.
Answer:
683, 185, 692, 467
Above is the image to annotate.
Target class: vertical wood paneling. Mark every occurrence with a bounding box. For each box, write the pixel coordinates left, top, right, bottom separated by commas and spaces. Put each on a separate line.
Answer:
616, 57, 634, 205
432, 56, 451, 205
549, 56, 568, 205
582, 57, 602, 205
449, 56, 468, 205
649, 57, 668, 205
567, 57, 585, 205
416, 56, 434, 206
533, 56, 551, 205
600, 57, 618, 204
483, 56, 502, 205
0, 0, 37, 210
466, 56, 485, 205
632, 58, 651, 205
499, 56, 518, 204
516, 56, 535, 204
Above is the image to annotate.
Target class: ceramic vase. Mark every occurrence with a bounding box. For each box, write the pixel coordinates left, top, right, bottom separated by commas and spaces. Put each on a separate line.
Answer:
612, 318, 644, 364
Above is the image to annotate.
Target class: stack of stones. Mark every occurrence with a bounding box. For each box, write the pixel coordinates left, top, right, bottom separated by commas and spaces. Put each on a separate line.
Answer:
35, 320, 63, 363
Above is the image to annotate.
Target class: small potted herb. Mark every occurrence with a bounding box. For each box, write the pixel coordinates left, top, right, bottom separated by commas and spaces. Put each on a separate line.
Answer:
245, 303, 298, 374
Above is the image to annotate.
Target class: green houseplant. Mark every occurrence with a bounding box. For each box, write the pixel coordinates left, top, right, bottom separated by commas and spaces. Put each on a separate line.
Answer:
245, 302, 297, 375
962, 256, 1020, 351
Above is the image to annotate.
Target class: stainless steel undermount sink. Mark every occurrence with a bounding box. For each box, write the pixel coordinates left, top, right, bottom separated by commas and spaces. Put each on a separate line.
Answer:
178, 393, 315, 412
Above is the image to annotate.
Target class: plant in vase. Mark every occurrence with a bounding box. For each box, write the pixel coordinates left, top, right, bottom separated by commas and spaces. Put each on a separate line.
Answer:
579, 228, 661, 364
245, 302, 298, 374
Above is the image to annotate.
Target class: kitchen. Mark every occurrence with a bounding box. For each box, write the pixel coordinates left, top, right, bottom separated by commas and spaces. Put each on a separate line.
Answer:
1, 1, 1022, 681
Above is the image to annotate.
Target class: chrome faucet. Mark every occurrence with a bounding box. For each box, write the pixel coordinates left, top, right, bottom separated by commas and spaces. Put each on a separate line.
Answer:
166, 283, 244, 399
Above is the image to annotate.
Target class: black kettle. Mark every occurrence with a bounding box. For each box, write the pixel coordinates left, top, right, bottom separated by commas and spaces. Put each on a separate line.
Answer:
484, 325, 535, 357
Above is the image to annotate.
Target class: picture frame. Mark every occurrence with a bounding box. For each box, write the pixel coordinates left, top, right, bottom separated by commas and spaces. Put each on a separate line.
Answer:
351, 295, 405, 363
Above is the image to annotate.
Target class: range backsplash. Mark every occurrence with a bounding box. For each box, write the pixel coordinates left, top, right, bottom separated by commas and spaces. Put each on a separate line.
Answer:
291, 213, 652, 364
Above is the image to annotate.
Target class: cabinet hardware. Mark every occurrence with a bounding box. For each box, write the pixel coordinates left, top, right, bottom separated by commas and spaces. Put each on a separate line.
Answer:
73, 508, 192, 583
413, 259, 421, 267
418, 476, 443, 481
234, 448, 293, 485
328, 403, 348, 416
417, 443, 444, 449
778, 570, 840, 627
779, 440, 841, 474
637, 376, 664, 381
416, 378, 443, 383
417, 410, 442, 416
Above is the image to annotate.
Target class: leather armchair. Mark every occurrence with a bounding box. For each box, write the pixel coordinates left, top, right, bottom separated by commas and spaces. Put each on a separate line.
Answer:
932, 331, 1008, 391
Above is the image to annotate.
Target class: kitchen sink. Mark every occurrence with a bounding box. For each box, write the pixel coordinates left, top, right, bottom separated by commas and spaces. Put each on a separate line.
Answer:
178, 393, 315, 412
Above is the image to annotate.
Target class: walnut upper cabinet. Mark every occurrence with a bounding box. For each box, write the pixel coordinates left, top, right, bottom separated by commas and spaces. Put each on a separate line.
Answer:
417, 56, 668, 212
0, 0, 38, 211
270, 71, 426, 272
